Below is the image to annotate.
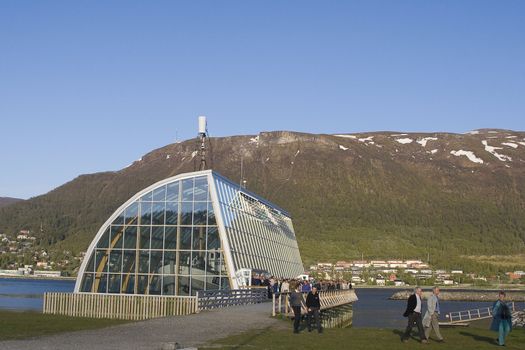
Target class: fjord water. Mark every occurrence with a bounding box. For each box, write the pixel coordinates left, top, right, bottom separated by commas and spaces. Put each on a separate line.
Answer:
351, 288, 524, 328
1, 279, 522, 329
0, 278, 74, 311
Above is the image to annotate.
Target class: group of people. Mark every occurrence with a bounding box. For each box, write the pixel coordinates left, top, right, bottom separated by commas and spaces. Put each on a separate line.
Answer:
288, 282, 323, 334
402, 287, 513, 346
251, 275, 352, 299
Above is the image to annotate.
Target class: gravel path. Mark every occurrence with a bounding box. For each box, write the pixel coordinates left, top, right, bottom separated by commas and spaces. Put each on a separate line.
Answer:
1, 303, 286, 350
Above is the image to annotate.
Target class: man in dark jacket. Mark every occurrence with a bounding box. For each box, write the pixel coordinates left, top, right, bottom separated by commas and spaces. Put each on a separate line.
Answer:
306, 286, 322, 333
289, 283, 305, 333
402, 287, 428, 343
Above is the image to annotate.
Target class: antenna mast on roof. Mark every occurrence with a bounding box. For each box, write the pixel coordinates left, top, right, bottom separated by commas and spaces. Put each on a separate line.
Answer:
198, 116, 207, 171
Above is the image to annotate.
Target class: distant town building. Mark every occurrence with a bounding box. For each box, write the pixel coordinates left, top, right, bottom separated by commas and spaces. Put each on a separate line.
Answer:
370, 260, 388, 268
33, 270, 62, 278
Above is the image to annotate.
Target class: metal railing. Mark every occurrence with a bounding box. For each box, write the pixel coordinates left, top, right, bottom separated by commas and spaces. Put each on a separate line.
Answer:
43, 292, 199, 320
445, 302, 515, 324
197, 288, 268, 310
272, 289, 358, 317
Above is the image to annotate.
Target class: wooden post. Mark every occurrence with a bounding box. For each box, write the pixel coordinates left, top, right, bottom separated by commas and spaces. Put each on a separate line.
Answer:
272, 293, 276, 317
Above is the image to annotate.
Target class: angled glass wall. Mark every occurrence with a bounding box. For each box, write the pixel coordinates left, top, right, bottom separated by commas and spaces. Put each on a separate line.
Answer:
213, 174, 304, 279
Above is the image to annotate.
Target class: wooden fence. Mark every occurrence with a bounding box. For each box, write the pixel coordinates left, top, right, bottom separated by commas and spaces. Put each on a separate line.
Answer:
272, 289, 358, 317
43, 292, 198, 320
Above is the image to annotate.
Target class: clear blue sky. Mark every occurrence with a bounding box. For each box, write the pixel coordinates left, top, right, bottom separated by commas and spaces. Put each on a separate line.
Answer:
1, 1, 524, 199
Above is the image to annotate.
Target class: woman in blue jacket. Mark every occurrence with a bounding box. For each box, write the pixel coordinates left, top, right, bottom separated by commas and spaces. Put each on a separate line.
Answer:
490, 291, 512, 346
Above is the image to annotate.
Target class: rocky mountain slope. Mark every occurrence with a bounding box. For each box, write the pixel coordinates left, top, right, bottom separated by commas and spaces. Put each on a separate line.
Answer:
0, 197, 24, 209
0, 129, 524, 271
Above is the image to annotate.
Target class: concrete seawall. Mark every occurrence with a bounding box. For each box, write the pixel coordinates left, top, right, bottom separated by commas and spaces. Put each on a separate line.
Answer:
390, 290, 525, 302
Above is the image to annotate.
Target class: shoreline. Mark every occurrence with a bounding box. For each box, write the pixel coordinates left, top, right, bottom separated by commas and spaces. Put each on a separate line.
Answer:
355, 284, 525, 291
0, 275, 76, 281
389, 290, 525, 302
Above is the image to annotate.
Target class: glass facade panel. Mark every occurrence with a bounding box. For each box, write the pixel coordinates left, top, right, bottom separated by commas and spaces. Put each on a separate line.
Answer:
138, 250, 149, 273
181, 178, 194, 201
152, 202, 165, 225
165, 202, 178, 225
140, 202, 152, 225
96, 228, 110, 249
95, 273, 108, 293
193, 201, 207, 225
194, 177, 208, 201
150, 251, 163, 274
152, 185, 166, 201
110, 225, 124, 249
166, 182, 179, 202
95, 250, 108, 273
108, 274, 121, 293
149, 275, 162, 295
136, 275, 149, 294
179, 226, 192, 249
151, 227, 164, 249
81, 273, 93, 292
125, 202, 139, 225
108, 250, 122, 273
180, 202, 193, 225
124, 226, 137, 249
164, 226, 177, 250
139, 226, 151, 249
192, 227, 206, 250
122, 274, 135, 294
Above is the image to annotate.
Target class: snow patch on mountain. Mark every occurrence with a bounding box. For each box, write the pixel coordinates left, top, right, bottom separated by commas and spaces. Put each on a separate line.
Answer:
395, 138, 413, 144
450, 150, 484, 164
465, 130, 480, 135
334, 134, 357, 139
249, 136, 259, 145
359, 136, 374, 142
482, 140, 512, 162
428, 149, 439, 154
502, 142, 518, 149
416, 137, 438, 147
339, 145, 349, 151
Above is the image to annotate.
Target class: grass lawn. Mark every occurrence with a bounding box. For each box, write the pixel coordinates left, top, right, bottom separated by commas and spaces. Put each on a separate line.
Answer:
0, 311, 130, 341
208, 325, 525, 350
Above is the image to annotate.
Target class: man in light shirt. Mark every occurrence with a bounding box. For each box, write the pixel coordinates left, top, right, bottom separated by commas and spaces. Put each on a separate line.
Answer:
402, 287, 428, 344
423, 286, 444, 342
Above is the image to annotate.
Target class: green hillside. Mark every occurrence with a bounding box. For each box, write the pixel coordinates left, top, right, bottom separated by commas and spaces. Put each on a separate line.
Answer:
1, 130, 524, 274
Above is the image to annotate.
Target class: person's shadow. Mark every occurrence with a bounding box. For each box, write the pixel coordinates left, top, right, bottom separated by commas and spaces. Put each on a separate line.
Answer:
393, 329, 418, 341
459, 331, 497, 344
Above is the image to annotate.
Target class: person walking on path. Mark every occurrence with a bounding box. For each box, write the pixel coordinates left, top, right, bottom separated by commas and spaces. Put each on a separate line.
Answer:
402, 287, 428, 344
289, 283, 305, 333
423, 286, 444, 342
490, 291, 513, 346
306, 286, 323, 333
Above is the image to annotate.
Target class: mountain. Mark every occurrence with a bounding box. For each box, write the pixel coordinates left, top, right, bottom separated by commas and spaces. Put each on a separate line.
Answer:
1, 129, 524, 273
0, 197, 24, 209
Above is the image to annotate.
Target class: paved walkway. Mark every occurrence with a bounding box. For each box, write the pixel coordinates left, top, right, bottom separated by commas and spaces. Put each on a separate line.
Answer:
1, 303, 286, 350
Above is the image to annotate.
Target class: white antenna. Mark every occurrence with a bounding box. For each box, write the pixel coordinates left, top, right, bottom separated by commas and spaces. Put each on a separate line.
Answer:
198, 116, 207, 170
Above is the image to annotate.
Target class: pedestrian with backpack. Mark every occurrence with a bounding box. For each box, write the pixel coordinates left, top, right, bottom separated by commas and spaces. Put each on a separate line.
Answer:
490, 291, 513, 346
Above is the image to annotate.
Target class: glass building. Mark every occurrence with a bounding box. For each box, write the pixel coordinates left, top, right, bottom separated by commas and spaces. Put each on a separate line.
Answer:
74, 170, 304, 296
